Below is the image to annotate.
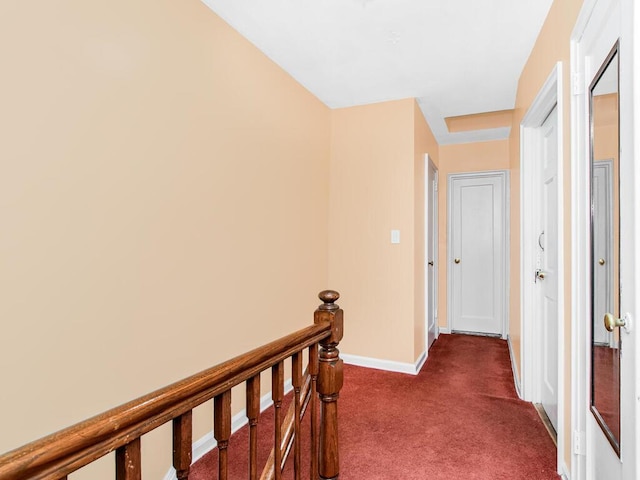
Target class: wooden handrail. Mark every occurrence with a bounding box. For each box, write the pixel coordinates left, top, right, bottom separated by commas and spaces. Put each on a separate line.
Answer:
0, 290, 343, 480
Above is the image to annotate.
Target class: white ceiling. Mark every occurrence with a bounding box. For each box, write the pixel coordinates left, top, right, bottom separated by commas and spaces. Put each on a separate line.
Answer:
201, 0, 554, 145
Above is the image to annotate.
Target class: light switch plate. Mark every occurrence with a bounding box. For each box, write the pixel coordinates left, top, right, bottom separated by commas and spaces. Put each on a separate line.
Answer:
391, 229, 400, 244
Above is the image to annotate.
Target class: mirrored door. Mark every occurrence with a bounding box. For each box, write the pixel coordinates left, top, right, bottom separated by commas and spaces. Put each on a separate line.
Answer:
576, 0, 638, 477
590, 43, 621, 454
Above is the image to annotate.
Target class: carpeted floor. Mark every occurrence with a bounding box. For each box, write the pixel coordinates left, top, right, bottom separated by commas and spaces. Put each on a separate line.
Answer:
191, 333, 559, 479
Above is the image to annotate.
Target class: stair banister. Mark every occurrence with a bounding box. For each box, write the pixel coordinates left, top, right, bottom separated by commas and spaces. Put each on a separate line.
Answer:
0, 290, 343, 480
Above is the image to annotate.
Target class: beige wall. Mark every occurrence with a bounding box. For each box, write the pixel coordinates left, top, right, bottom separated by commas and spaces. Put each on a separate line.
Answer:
329, 99, 415, 364
437, 140, 510, 328
0, 1, 330, 477
328, 99, 437, 365
508, 0, 584, 470
593, 94, 619, 161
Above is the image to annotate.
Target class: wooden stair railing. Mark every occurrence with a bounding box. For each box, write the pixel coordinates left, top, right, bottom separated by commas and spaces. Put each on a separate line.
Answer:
0, 290, 344, 480
260, 368, 312, 480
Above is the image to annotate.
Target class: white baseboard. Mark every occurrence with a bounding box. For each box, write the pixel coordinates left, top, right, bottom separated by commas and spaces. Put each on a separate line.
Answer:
559, 460, 570, 479
163, 379, 293, 480
507, 335, 522, 399
342, 351, 426, 376
439, 326, 451, 334
414, 350, 427, 373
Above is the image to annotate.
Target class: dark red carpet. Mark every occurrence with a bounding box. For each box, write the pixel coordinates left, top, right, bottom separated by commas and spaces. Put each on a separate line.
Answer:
191, 334, 558, 479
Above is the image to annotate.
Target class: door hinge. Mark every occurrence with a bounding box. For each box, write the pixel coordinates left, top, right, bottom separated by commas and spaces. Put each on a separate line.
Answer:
572, 72, 584, 96
433, 180, 438, 192
573, 430, 586, 455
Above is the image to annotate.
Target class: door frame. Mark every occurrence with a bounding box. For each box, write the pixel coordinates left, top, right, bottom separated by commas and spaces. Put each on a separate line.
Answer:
520, 62, 566, 476
424, 154, 439, 350
446, 170, 510, 338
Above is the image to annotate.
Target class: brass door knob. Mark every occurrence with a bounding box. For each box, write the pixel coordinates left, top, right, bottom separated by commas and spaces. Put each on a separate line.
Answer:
599, 258, 606, 265
454, 258, 461, 264
604, 312, 626, 332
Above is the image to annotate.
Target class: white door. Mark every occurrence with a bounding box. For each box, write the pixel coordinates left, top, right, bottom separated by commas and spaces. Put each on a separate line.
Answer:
449, 172, 507, 336
574, 0, 637, 477
537, 106, 559, 432
426, 158, 438, 349
520, 63, 565, 470
592, 162, 614, 346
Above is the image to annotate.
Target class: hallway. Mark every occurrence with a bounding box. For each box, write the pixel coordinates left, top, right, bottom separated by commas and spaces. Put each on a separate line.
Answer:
3, 2, 639, 478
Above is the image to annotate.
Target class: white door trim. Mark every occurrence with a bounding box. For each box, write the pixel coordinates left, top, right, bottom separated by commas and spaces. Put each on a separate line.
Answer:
446, 170, 510, 338
570, 5, 596, 477
520, 61, 566, 475
424, 154, 439, 351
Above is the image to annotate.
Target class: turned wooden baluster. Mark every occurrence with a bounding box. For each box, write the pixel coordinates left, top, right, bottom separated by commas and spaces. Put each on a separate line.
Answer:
116, 437, 141, 480
308, 342, 319, 480
272, 361, 284, 480
173, 411, 192, 480
246, 374, 261, 480
314, 290, 343, 480
214, 390, 231, 480
292, 352, 303, 480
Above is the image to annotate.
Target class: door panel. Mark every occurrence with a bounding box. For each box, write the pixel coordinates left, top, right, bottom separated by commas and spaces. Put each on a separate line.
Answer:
539, 106, 559, 431
449, 173, 507, 336
592, 162, 614, 346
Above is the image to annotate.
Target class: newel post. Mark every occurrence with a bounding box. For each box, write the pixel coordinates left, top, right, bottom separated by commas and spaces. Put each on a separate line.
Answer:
314, 290, 344, 480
